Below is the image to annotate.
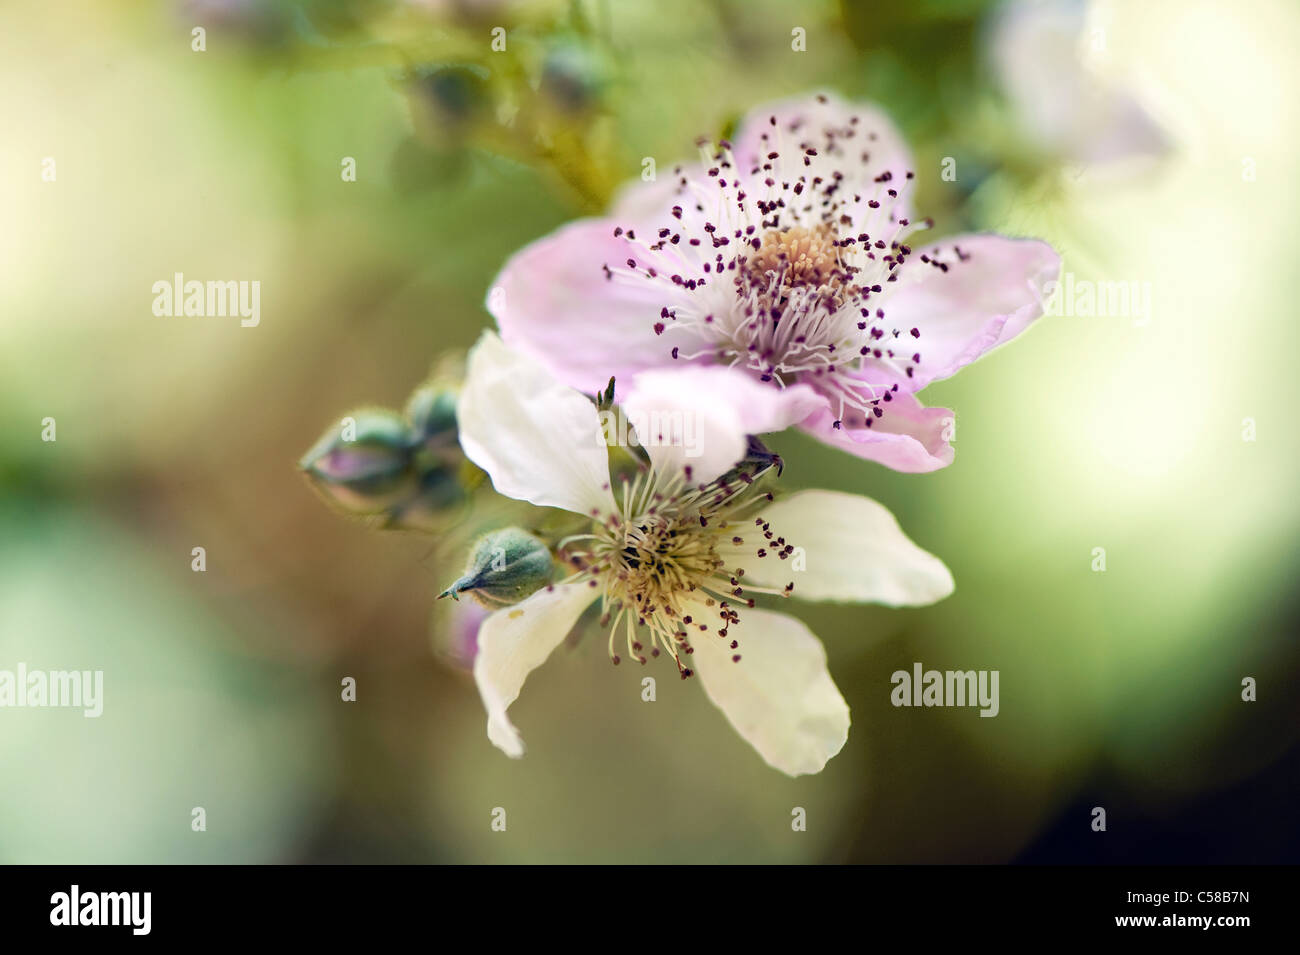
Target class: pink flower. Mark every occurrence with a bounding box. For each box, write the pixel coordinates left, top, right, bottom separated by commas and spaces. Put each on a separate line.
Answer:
488, 92, 1060, 472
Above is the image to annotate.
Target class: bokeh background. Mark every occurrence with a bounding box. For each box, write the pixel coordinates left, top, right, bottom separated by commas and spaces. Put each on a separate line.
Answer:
2, 0, 1297, 863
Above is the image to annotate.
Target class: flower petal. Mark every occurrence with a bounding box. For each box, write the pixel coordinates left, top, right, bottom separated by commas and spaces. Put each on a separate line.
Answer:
473, 582, 596, 758
688, 602, 850, 777
880, 234, 1060, 391
730, 489, 954, 606
798, 389, 955, 473
731, 90, 916, 225
488, 219, 702, 394
610, 161, 712, 234
622, 366, 827, 484
458, 331, 617, 517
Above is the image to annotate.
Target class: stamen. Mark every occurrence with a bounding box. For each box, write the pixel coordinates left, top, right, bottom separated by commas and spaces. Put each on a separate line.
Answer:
558, 455, 791, 670
596, 104, 961, 436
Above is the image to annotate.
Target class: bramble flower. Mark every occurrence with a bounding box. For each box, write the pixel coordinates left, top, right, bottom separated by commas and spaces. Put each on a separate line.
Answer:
488, 91, 1061, 472
455, 332, 953, 776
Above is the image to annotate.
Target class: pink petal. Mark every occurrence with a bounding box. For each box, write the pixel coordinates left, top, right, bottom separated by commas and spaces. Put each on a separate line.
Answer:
798, 390, 955, 473
487, 219, 703, 394
623, 366, 828, 484
880, 234, 1060, 391
730, 90, 917, 224
610, 161, 712, 234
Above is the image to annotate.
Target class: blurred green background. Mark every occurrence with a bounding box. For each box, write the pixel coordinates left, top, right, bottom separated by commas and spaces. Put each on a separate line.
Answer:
2, 0, 1297, 863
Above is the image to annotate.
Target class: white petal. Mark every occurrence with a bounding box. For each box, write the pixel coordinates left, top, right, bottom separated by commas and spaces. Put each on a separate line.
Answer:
688, 602, 849, 777
472, 582, 596, 758
621, 366, 826, 484
990, 0, 1168, 164
458, 331, 617, 517
730, 489, 954, 606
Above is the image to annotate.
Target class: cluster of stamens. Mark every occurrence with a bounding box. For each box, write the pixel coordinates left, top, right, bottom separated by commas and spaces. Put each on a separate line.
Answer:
602, 95, 976, 432
557, 459, 795, 679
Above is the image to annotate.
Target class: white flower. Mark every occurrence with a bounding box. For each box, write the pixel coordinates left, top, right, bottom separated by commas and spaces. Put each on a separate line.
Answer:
990, 0, 1169, 165
456, 332, 954, 776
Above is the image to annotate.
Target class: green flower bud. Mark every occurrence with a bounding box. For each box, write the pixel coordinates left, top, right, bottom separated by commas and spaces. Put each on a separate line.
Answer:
299, 409, 416, 514
380, 467, 466, 531
404, 386, 458, 448
540, 40, 609, 115
411, 65, 490, 127
439, 528, 554, 608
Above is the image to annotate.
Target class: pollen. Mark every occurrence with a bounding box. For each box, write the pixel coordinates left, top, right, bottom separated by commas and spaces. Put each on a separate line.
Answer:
597, 102, 949, 441
556, 457, 792, 676
744, 224, 847, 294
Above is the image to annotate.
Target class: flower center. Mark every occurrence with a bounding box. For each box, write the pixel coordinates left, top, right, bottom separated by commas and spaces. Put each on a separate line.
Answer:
600, 97, 949, 428
722, 222, 869, 383
744, 224, 849, 296
558, 460, 793, 677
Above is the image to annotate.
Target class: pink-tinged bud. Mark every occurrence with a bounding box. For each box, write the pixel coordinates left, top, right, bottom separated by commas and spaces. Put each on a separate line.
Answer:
432, 596, 491, 672
299, 409, 417, 514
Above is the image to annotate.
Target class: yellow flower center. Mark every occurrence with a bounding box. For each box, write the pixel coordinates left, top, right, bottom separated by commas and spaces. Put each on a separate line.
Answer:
558, 461, 794, 677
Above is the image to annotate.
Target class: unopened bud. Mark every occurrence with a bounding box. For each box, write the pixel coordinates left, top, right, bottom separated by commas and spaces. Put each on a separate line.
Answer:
431, 593, 491, 671
539, 41, 607, 115
439, 528, 553, 607
381, 467, 466, 531
405, 386, 458, 448
410, 65, 489, 128
299, 409, 416, 514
